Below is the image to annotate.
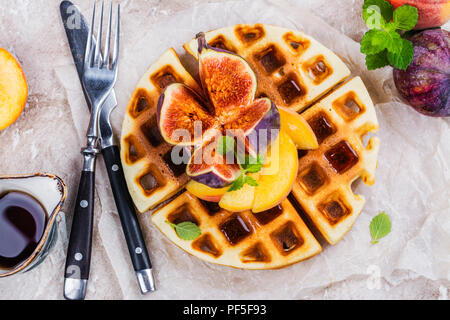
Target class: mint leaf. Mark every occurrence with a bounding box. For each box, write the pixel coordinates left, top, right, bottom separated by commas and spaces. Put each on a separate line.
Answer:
244, 176, 259, 187
217, 135, 235, 156
361, 29, 389, 55
387, 38, 414, 70
382, 21, 397, 33
241, 154, 265, 173
175, 222, 202, 240
361, 29, 403, 56
369, 212, 391, 244
228, 173, 245, 192
393, 5, 418, 31
366, 50, 389, 70
384, 31, 403, 54
166, 221, 201, 241
227, 154, 263, 193
363, 0, 393, 28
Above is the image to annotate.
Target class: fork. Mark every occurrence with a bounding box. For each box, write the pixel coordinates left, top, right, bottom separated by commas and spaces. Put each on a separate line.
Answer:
64, 1, 120, 300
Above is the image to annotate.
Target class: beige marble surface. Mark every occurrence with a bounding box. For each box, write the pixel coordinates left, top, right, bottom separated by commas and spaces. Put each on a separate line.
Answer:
0, 0, 448, 300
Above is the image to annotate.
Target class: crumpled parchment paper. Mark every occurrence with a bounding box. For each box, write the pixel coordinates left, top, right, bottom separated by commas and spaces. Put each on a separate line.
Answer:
1, 0, 448, 300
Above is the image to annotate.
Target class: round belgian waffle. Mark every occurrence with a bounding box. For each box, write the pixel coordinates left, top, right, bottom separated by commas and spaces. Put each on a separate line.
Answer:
120, 24, 380, 269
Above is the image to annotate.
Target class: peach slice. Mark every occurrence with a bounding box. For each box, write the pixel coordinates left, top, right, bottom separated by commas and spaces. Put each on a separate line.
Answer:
218, 174, 258, 212
185, 180, 228, 202
252, 131, 298, 213
0, 49, 27, 130
278, 106, 318, 150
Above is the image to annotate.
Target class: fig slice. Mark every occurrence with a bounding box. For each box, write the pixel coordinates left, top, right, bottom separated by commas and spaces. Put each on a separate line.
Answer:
197, 33, 257, 117
157, 83, 216, 146
187, 135, 242, 188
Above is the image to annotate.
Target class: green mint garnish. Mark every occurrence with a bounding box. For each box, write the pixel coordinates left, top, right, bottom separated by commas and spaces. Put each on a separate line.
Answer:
361, 0, 418, 70
228, 173, 246, 192
369, 211, 392, 244
166, 221, 202, 241
387, 38, 414, 69
244, 176, 259, 187
241, 154, 265, 173
227, 154, 265, 192
217, 135, 265, 193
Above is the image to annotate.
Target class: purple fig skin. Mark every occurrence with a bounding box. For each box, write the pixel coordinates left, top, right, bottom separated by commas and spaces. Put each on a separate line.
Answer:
156, 92, 165, 131
393, 29, 450, 117
246, 100, 281, 156
191, 171, 234, 189
197, 32, 236, 56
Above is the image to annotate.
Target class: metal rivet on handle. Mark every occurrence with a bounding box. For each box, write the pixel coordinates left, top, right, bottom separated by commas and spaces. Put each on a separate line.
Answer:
80, 200, 89, 208
112, 164, 119, 172
75, 253, 83, 261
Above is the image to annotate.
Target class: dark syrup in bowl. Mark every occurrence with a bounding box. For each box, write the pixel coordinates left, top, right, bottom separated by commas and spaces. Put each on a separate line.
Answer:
0, 191, 48, 270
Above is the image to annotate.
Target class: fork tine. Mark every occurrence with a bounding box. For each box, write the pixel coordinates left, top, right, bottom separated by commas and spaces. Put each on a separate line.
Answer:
104, 2, 113, 69
85, 2, 96, 67
112, 4, 120, 69
94, 1, 104, 67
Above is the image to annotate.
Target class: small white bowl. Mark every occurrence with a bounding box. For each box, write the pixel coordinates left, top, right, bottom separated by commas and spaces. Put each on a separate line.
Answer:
0, 173, 67, 278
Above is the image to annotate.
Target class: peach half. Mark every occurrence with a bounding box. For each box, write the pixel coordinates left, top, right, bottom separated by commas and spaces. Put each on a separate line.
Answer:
388, 0, 450, 29
0, 49, 27, 130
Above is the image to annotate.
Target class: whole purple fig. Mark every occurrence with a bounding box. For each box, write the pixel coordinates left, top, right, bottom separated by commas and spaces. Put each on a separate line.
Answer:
393, 29, 449, 117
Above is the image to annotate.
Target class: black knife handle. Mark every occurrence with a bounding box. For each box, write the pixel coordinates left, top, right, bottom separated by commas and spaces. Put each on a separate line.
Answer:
102, 145, 152, 271
64, 168, 95, 281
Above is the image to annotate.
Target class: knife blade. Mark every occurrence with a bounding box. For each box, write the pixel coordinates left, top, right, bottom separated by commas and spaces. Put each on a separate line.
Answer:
60, 1, 155, 297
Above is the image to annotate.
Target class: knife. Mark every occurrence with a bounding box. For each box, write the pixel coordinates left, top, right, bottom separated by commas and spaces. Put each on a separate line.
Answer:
60, 1, 155, 299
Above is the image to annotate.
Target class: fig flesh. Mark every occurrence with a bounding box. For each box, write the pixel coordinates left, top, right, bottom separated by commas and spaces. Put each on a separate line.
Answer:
393, 29, 449, 117
197, 33, 257, 117
158, 83, 216, 145
156, 33, 281, 188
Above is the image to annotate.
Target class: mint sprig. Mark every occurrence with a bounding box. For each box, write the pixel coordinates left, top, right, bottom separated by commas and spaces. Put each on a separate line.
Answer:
369, 211, 392, 244
228, 154, 264, 192
241, 154, 265, 173
217, 135, 265, 192
166, 221, 202, 241
361, 0, 418, 70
